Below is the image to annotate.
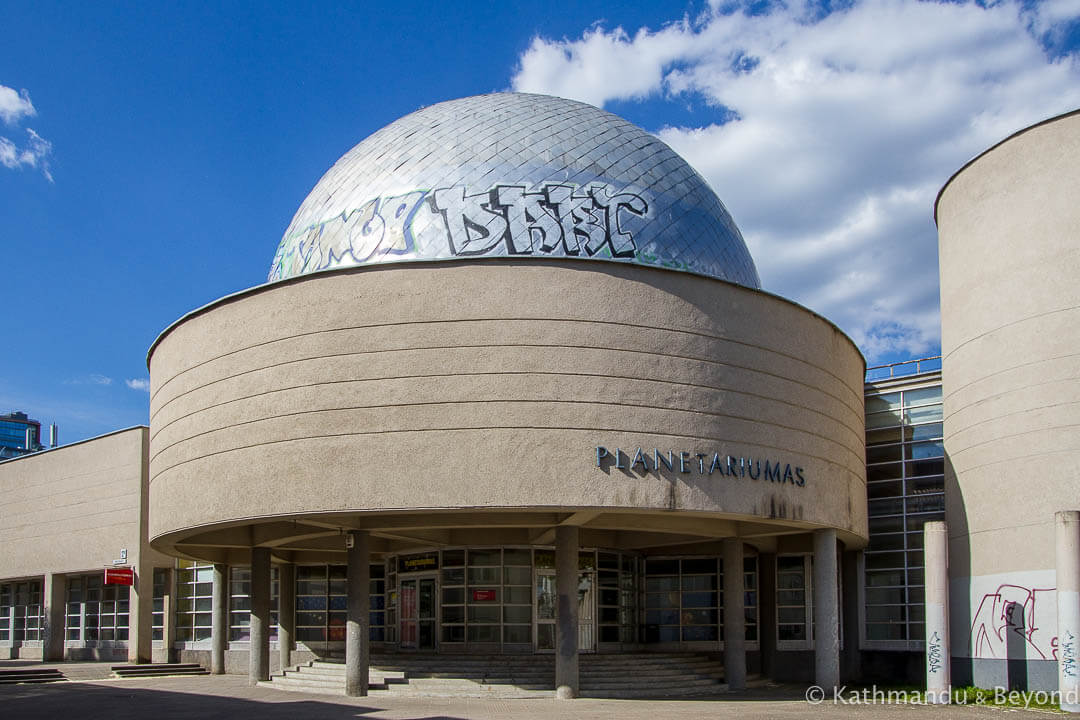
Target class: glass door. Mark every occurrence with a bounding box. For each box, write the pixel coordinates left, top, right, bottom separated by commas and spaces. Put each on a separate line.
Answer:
535, 570, 556, 652
578, 571, 596, 652
534, 569, 597, 652
400, 575, 437, 650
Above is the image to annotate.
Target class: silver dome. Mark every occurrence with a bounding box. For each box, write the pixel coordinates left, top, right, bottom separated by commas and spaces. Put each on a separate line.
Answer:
269, 93, 760, 288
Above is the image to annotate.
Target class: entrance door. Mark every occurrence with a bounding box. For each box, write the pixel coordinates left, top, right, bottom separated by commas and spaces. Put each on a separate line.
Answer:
533, 570, 596, 652
578, 571, 596, 652
535, 570, 556, 652
399, 575, 437, 650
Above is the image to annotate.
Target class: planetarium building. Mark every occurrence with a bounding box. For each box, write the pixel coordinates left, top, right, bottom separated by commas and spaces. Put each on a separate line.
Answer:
142, 93, 867, 694
0, 93, 879, 698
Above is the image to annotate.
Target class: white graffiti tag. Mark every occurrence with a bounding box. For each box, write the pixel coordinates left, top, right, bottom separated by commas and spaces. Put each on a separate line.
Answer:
429, 183, 647, 259
268, 182, 651, 281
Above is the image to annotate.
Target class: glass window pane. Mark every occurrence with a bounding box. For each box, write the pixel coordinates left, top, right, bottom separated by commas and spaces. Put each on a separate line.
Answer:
903, 386, 942, 407
503, 549, 531, 566
907, 440, 944, 460
504, 567, 531, 586
867, 409, 903, 429
442, 550, 465, 567
905, 404, 943, 424
468, 550, 501, 566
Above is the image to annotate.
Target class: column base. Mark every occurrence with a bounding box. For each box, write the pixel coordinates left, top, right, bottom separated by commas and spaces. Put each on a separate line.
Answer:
556, 685, 577, 700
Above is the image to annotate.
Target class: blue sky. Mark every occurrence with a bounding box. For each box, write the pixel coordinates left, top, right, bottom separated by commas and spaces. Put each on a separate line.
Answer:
2, 0, 1079, 444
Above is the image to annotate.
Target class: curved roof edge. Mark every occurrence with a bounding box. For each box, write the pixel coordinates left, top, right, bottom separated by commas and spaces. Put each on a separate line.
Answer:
0, 425, 148, 468
934, 107, 1080, 225
146, 256, 864, 372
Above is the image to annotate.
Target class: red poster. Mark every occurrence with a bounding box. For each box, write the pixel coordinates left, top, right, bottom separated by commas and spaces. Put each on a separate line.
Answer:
472, 589, 496, 602
105, 567, 134, 585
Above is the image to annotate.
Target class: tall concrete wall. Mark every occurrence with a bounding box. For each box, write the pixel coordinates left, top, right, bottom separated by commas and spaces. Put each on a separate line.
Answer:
937, 109, 1080, 690
147, 260, 867, 555
0, 427, 171, 661
0, 427, 156, 577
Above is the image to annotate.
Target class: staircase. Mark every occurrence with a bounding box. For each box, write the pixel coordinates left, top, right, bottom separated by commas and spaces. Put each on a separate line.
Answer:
260, 661, 408, 695
111, 663, 210, 679
580, 653, 726, 698
0, 668, 67, 685
263, 653, 727, 698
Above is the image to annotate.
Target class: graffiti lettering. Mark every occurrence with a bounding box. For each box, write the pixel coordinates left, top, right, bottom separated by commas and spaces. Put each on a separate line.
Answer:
432, 185, 508, 256
1065, 630, 1077, 678
270, 191, 427, 280
969, 583, 1057, 660
928, 631, 943, 674
431, 183, 647, 259
268, 182, 650, 281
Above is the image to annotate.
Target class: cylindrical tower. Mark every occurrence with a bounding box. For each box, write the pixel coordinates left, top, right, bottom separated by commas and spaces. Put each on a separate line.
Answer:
937, 109, 1080, 691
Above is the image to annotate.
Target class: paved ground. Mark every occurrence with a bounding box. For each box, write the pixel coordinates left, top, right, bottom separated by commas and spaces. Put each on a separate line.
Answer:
0, 667, 1062, 720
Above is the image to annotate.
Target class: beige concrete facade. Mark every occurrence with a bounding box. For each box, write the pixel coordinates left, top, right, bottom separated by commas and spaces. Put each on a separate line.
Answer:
936, 109, 1080, 688
0, 427, 171, 661
146, 259, 867, 562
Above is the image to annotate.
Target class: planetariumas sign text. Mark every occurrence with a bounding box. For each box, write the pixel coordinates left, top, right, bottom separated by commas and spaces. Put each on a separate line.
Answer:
596, 446, 807, 486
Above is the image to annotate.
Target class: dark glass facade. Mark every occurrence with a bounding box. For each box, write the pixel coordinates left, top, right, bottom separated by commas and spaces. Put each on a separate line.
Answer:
863, 359, 945, 647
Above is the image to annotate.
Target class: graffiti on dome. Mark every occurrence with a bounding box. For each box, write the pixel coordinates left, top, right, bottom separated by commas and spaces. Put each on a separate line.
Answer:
268, 183, 650, 281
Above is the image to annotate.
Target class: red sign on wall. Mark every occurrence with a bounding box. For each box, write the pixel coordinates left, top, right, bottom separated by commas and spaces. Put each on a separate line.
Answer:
472, 589, 496, 602
105, 567, 134, 586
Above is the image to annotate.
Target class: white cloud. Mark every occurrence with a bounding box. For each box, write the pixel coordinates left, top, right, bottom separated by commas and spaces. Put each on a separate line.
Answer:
510, 0, 1080, 363
0, 85, 35, 125
0, 85, 52, 182
125, 378, 151, 392
63, 374, 114, 386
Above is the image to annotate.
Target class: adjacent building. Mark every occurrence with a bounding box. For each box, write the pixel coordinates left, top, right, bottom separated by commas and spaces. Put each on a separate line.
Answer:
0, 411, 42, 459
936, 108, 1080, 691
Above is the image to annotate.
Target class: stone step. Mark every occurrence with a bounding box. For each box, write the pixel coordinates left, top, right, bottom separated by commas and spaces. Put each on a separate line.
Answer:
378, 685, 552, 698
268, 676, 390, 692
587, 660, 721, 669
281, 669, 406, 684
111, 663, 209, 678
583, 677, 717, 690
263, 653, 727, 698
258, 680, 342, 696
582, 663, 722, 674
579, 683, 727, 699
0, 669, 67, 685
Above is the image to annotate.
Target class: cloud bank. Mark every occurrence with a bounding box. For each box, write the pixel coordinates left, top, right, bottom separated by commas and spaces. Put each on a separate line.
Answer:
510, 0, 1080, 363
0, 84, 53, 182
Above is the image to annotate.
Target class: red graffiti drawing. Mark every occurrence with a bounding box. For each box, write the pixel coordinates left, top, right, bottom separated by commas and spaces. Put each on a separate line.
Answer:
969, 584, 1057, 660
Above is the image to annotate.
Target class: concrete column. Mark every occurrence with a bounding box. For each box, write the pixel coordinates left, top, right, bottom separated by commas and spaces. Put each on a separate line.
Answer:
555, 525, 579, 699
345, 531, 371, 697
813, 529, 840, 689
211, 563, 228, 674
722, 538, 746, 690
1057, 512, 1080, 712
924, 522, 951, 704
278, 563, 295, 671
130, 558, 154, 664
42, 573, 66, 662
249, 548, 271, 685
841, 549, 862, 683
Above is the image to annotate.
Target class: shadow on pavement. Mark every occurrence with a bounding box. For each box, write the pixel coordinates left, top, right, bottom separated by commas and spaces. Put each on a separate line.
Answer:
0, 680, 466, 720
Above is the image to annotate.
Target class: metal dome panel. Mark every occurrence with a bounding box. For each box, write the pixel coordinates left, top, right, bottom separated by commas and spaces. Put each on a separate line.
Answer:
269, 93, 760, 288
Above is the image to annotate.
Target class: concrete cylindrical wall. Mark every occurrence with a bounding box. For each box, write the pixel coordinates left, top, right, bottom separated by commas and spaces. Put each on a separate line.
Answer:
147, 260, 866, 554
937, 109, 1080, 690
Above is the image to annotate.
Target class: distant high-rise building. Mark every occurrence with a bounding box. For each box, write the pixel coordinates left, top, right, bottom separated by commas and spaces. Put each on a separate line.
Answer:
0, 411, 42, 460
